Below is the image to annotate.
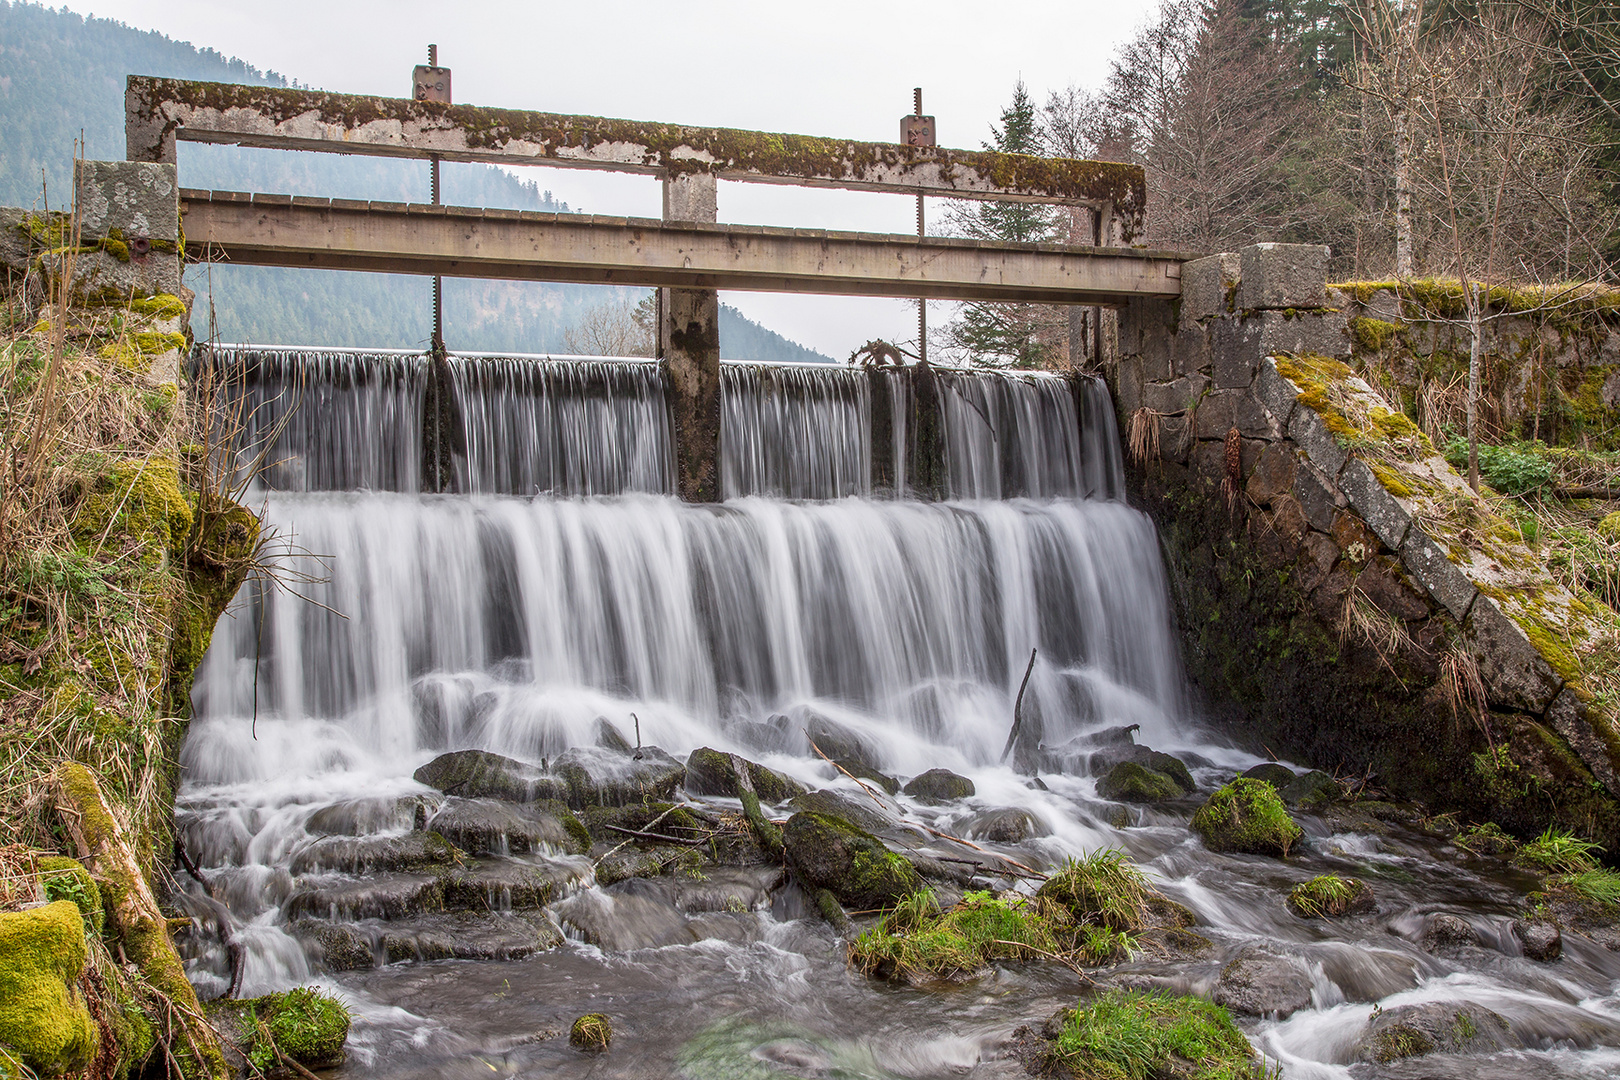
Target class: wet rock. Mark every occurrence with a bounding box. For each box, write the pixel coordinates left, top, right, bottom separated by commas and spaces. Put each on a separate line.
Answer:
1242, 762, 1297, 788
380, 911, 561, 963
1512, 917, 1562, 962
570, 1013, 612, 1052
788, 789, 897, 835
1419, 913, 1481, 956
685, 912, 764, 945
306, 795, 430, 837
1542, 889, 1620, 951
901, 769, 975, 804
552, 745, 685, 808
804, 713, 885, 774
1354, 800, 1420, 826
593, 717, 634, 753
443, 856, 592, 912
1279, 769, 1341, 811
290, 920, 375, 971
1097, 761, 1182, 803
1359, 1002, 1518, 1063
426, 797, 588, 856
286, 873, 445, 922
554, 882, 694, 950
1212, 945, 1314, 1018
831, 758, 900, 795
1191, 778, 1303, 857
598, 866, 783, 914
413, 749, 545, 802
958, 808, 1047, 844
782, 811, 921, 910
578, 802, 712, 847
207, 987, 350, 1071
684, 747, 806, 803
1086, 745, 1196, 793
288, 832, 459, 876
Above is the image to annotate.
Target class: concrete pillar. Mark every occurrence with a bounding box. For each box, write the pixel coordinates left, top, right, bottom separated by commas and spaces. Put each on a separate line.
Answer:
660, 171, 722, 502
74, 160, 182, 299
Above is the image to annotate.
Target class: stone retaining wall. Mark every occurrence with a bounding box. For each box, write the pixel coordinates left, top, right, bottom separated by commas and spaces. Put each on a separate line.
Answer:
1112, 243, 1620, 847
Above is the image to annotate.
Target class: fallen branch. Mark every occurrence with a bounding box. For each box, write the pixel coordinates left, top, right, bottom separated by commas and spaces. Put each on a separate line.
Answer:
989, 940, 1098, 985
1000, 648, 1039, 764
256, 1019, 323, 1080
593, 803, 686, 868
806, 737, 890, 810
602, 824, 707, 846
1550, 485, 1619, 500
731, 753, 784, 860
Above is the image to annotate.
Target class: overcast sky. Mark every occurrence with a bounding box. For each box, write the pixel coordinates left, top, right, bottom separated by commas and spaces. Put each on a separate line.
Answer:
68, 0, 1149, 357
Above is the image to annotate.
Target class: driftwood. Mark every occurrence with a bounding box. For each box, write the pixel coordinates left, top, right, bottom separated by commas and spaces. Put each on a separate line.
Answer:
52, 762, 231, 1080
1000, 648, 1039, 764
1551, 485, 1619, 500
731, 753, 784, 860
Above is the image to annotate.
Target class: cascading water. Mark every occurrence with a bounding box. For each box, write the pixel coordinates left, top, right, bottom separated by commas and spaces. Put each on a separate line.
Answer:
176, 349, 1620, 1080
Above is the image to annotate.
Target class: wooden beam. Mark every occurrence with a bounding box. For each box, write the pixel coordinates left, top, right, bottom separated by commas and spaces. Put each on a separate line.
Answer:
131, 77, 1147, 241
179, 191, 1186, 305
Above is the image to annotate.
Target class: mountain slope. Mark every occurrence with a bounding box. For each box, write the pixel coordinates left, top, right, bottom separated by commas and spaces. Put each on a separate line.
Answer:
0, 1, 832, 361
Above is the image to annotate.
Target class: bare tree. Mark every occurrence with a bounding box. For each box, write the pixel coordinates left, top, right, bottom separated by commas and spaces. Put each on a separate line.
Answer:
563, 293, 656, 357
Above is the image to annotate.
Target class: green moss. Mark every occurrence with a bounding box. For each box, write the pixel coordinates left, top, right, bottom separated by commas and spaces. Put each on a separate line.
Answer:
1371, 1024, 1436, 1063
0, 901, 96, 1076
1097, 761, 1182, 802
69, 458, 195, 565
37, 855, 104, 935
1047, 990, 1256, 1080
1350, 317, 1402, 352
850, 889, 1088, 982
1598, 513, 1620, 543
209, 987, 350, 1072
1285, 875, 1368, 918
569, 1013, 612, 1051
1191, 778, 1303, 857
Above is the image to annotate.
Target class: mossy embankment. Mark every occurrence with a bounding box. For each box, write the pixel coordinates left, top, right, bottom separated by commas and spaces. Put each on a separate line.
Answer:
0, 233, 258, 1076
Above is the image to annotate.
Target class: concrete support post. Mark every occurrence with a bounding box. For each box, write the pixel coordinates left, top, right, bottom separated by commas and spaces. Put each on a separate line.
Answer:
660, 171, 722, 502
74, 160, 182, 299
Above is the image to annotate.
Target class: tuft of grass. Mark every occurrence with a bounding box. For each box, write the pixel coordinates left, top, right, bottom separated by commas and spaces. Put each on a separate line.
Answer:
1191, 778, 1302, 857
1552, 868, 1620, 906
1453, 821, 1517, 856
1514, 826, 1602, 875
1047, 990, 1258, 1080
1036, 849, 1153, 933
849, 889, 1080, 982
1285, 875, 1368, 918
569, 1013, 612, 1052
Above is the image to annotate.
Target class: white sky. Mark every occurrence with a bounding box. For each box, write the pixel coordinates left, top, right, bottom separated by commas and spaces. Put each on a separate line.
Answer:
68, 0, 1151, 357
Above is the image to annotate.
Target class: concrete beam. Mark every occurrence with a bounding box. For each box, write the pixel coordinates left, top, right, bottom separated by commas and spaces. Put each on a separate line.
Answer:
130, 77, 1147, 239
178, 191, 1186, 305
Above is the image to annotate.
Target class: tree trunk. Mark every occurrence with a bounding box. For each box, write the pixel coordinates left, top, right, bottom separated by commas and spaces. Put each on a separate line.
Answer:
52, 763, 231, 1080
1466, 281, 1483, 492
1394, 102, 1415, 277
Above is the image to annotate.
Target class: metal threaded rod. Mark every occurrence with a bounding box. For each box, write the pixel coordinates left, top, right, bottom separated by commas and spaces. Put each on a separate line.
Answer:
914, 87, 926, 365
429, 44, 443, 353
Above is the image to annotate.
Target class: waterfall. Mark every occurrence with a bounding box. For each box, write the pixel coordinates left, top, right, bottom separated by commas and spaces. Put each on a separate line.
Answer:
450, 354, 674, 497
721, 362, 870, 499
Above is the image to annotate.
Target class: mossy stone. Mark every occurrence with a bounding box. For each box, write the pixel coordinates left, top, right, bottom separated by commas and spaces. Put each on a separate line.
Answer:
1097, 761, 1181, 803
901, 769, 975, 804
683, 747, 806, 803
1191, 778, 1303, 857
0, 901, 96, 1076
570, 1013, 612, 1051
1598, 512, 1620, 542
1279, 770, 1341, 811
1241, 763, 1297, 788
782, 812, 920, 910
1286, 875, 1374, 918
207, 986, 350, 1071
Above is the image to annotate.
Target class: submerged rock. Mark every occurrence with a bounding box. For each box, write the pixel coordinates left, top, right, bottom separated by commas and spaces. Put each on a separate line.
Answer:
442, 856, 590, 911
782, 812, 920, 910
380, 911, 561, 964
1512, 916, 1562, 962
901, 769, 975, 804
684, 747, 806, 803
1285, 875, 1375, 918
1359, 1001, 1517, 1063
803, 713, 886, 775
1191, 778, 1303, 857
552, 745, 685, 808
289, 920, 375, 971
554, 881, 692, 950
413, 749, 545, 802
570, 1013, 612, 1052
288, 832, 459, 876
1211, 945, 1314, 1018
306, 794, 431, 837
425, 797, 588, 856
830, 758, 901, 795
286, 872, 446, 922
1419, 913, 1481, 956
958, 808, 1047, 844
1097, 761, 1183, 803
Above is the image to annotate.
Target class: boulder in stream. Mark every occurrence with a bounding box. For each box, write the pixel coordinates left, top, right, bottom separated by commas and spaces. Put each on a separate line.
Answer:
1191, 778, 1303, 857
901, 769, 975, 804
1512, 916, 1562, 962
1241, 762, 1297, 788
1419, 913, 1481, 956
782, 811, 921, 910
684, 747, 806, 803
207, 987, 350, 1072
425, 797, 589, 856
288, 832, 459, 876
1278, 769, 1341, 811
1211, 945, 1315, 1018
1285, 875, 1375, 918
831, 758, 901, 795
413, 749, 546, 802
1358, 1001, 1517, 1063
1097, 761, 1183, 803
552, 745, 685, 808
958, 807, 1048, 844
803, 712, 886, 775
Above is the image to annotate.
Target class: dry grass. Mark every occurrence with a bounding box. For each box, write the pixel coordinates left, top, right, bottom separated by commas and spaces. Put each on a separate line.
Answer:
1127, 406, 1161, 466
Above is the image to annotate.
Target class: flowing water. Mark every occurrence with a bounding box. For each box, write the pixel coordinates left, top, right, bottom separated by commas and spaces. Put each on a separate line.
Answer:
176, 349, 1620, 1079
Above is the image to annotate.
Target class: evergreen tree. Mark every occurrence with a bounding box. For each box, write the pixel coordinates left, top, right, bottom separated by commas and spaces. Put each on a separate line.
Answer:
944, 81, 1060, 368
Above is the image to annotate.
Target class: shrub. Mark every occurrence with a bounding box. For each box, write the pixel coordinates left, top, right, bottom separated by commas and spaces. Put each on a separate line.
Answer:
1036, 850, 1152, 933
1514, 826, 1602, 875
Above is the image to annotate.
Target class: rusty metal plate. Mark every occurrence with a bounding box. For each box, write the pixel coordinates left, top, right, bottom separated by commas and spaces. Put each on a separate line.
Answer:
412, 66, 452, 103
901, 115, 936, 147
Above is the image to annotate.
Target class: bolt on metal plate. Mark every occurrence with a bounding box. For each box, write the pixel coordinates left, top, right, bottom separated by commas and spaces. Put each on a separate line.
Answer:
412, 66, 452, 103
901, 115, 935, 147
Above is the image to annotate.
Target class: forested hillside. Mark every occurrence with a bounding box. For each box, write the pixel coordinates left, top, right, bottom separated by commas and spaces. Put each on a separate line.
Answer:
0, 1, 832, 360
